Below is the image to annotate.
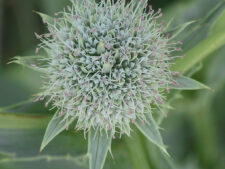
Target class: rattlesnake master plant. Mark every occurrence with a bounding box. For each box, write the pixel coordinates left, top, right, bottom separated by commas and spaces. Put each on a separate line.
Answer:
33, 0, 182, 137
13, 0, 191, 168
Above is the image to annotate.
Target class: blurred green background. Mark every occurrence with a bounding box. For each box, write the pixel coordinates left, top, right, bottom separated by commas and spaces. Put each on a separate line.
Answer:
0, 0, 225, 169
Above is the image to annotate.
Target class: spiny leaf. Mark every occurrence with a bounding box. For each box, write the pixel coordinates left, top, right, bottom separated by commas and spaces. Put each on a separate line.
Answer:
33, 11, 54, 25
170, 76, 211, 90
40, 113, 75, 152
10, 56, 47, 73
135, 114, 169, 156
88, 128, 111, 169
172, 29, 225, 73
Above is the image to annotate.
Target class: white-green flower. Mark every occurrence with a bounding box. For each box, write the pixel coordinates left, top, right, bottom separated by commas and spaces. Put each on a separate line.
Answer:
31, 0, 182, 137
12, 1, 213, 169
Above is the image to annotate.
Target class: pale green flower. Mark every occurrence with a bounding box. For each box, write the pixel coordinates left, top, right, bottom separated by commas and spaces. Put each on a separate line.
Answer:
32, 0, 182, 137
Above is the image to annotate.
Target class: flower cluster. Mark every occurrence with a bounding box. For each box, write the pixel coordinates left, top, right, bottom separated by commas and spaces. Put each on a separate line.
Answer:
34, 0, 182, 137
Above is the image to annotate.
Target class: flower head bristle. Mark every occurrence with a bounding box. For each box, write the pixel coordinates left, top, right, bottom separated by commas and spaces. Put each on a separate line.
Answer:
34, 0, 182, 136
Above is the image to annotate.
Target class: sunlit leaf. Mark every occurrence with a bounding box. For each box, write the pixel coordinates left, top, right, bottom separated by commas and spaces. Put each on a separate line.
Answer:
40, 113, 75, 152
172, 29, 225, 73
88, 128, 111, 169
170, 76, 211, 90
135, 114, 169, 156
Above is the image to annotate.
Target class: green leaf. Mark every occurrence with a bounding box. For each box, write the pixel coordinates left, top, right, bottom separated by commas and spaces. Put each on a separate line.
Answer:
0, 151, 14, 160
178, 1, 225, 52
210, 8, 225, 35
135, 114, 169, 156
40, 113, 75, 152
33, 11, 54, 25
10, 56, 47, 73
88, 128, 111, 169
170, 76, 211, 90
0, 99, 33, 111
0, 112, 50, 129
143, 139, 176, 169
164, 20, 196, 40
0, 154, 88, 166
0, 129, 87, 162
125, 132, 151, 169
172, 29, 225, 73
205, 47, 225, 90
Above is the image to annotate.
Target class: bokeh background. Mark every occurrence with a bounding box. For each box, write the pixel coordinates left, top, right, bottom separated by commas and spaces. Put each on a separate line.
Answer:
0, 0, 225, 169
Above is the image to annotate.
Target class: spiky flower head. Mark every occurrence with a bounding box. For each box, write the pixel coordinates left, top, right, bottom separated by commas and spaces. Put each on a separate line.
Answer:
34, 0, 182, 137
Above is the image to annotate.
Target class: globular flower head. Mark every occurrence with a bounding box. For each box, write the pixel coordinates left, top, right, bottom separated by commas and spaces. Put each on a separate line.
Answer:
34, 0, 181, 137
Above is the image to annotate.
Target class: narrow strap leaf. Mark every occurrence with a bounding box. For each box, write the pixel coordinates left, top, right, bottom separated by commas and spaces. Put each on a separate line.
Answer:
88, 128, 111, 169
0, 99, 33, 111
163, 17, 174, 32
135, 114, 169, 156
181, 1, 225, 52
40, 113, 75, 152
172, 29, 225, 73
0, 112, 50, 130
170, 76, 211, 90
210, 7, 225, 35
125, 130, 152, 169
0, 151, 15, 159
144, 139, 177, 169
0, 154, 88, 168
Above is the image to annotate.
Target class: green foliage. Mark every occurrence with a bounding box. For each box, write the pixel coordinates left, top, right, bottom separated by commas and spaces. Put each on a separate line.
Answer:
135, 114, 168, 156
125, 130, 152, 169
172, 29, 225, 72
165, 20, 196, 40
11, 55, 47, 73
171, 0, 225, 72
210, 7, 225, 34
170, 76, 211, 90
33, 11, 54, 25
0, 112, 50, 129
1, 0, 225, 169
88, 129, 111, 169
40, 113, 76, 151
